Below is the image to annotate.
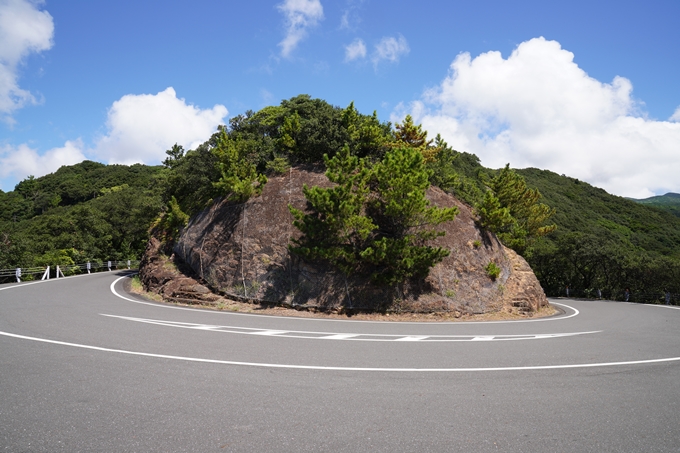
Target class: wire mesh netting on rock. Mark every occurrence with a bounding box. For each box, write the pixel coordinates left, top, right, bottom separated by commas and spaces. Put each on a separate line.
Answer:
174, 167, 547, 314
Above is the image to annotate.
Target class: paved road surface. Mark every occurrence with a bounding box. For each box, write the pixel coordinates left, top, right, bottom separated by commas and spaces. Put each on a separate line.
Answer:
1, 272, 679, 452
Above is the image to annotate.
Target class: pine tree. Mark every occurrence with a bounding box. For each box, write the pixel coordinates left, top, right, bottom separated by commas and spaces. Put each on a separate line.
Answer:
153, 196, 189, 244
394, 114, 439, 163
361, 146, 458, 284
477, 164, 556, 253
212, 130, 267, 202
341, 102, 391, 158
290, 145, 458, 286
289, 145, 375, 275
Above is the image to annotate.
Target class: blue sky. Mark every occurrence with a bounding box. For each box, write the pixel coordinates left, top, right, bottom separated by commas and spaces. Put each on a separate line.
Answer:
1, 0, 679, 198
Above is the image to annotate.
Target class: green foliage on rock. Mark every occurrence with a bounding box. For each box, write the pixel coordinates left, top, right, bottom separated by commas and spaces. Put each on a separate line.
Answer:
212, 130, 267, 202
363, 147, 458, 284
477, 164, 556, 254
290, 145, 458, 285
152, 196, 189, 244
289, 145, 376, 276
485, 261, 501, 280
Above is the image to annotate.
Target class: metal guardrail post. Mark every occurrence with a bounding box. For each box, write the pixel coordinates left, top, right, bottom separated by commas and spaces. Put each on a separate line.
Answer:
15, 268, 21, 283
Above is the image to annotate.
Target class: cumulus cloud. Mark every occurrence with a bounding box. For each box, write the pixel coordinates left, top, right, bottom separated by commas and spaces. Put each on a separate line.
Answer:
0, 0, 54, 122
404, 37, 680, 198
0, 88, 227, 190
277, 0, 324, 58
344, 38, 366, 62
93, 87, 228, 165
372, 35, 409, 68
0, 140, 86, 188
671, 106, 680, 122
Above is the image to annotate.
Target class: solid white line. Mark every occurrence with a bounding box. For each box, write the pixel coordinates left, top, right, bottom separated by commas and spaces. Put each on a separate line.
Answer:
1, 329, 679, 372
109, 275, 581, 324
0, 271, 124, 292
642, 303, 680, 311
471, 336, 495, 341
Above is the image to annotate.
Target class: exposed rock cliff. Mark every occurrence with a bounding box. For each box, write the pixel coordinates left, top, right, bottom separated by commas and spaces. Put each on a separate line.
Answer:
154, 167, 547, 314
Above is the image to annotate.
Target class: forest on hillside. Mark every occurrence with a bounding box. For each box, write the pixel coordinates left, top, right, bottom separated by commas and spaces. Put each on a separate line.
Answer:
2, 95, 679, 301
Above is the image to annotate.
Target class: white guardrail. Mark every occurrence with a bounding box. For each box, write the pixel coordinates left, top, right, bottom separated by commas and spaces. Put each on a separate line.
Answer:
0, 260, 140, 282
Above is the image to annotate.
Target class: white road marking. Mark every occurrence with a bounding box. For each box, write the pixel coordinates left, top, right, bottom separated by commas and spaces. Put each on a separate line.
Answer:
395, 336, 429, 341
250, 330, 287, 336
2, 274, 679, 372
108, 275, 581, 324
1, 329, 680, 372
101, 314, 600, 342
322, 334, 359, 340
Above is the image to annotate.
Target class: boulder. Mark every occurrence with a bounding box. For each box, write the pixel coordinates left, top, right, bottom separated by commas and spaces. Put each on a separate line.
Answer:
164, 167, 548, 314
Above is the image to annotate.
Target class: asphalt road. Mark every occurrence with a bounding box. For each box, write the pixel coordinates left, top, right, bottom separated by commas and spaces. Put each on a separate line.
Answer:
1, 272, 679, 452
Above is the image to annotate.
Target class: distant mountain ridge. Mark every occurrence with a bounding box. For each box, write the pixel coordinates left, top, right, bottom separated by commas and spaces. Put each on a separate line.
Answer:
630, 192, 680, 217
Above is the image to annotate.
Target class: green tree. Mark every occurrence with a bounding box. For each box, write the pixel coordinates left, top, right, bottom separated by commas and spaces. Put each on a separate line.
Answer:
152, 196, 189, 245
478, 164, 556, 254
362, 146, 458, 284
341, 102, 392, 159
289, 145, 376, 275
290, 145, 458, 286
394, 114, 439, 163
212, 130, 268, 202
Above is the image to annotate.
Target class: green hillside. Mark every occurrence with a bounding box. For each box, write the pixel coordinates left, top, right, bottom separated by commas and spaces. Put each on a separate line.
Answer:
0, 161, 164, 270
2, 95, 679, 301
632, 192, 680, 217
517, 169, 680, 298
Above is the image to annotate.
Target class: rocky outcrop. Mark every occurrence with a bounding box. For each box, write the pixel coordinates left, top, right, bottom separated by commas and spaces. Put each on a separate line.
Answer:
139, 237, 220, 305
153, 167, 548, 314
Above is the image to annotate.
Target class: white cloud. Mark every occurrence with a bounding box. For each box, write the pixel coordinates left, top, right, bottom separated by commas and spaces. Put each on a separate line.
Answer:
671, 106, 680, 122
0, 0, 54, 122
339, 0, 364, 30
344, 38, 366, 62
0, 139, 86, 187
277, 0, 324, 58
339, 11, 350, 30
0, 88, 227, 190
405, 37, 680, 198
93, 87, 228, 165
372, 35, 409, 68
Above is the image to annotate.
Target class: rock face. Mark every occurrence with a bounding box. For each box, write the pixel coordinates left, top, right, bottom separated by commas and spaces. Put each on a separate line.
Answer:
162, 167, 548, 314
139, 237, 220, 305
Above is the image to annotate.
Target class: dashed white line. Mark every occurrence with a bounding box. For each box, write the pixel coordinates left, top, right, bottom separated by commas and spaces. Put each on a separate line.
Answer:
101, 314, 600, 342
322, 334, 359, 340
395, 336, 429, 341
250, 330, 287, 336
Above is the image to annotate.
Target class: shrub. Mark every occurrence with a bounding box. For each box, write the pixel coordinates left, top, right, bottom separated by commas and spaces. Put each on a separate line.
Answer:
485, 261, 501, 280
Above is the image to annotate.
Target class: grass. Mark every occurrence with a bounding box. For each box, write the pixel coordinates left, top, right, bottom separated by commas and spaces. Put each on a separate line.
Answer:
485, 262, 501, 280
130, 274, 144, 291
128, 275, 163, 302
